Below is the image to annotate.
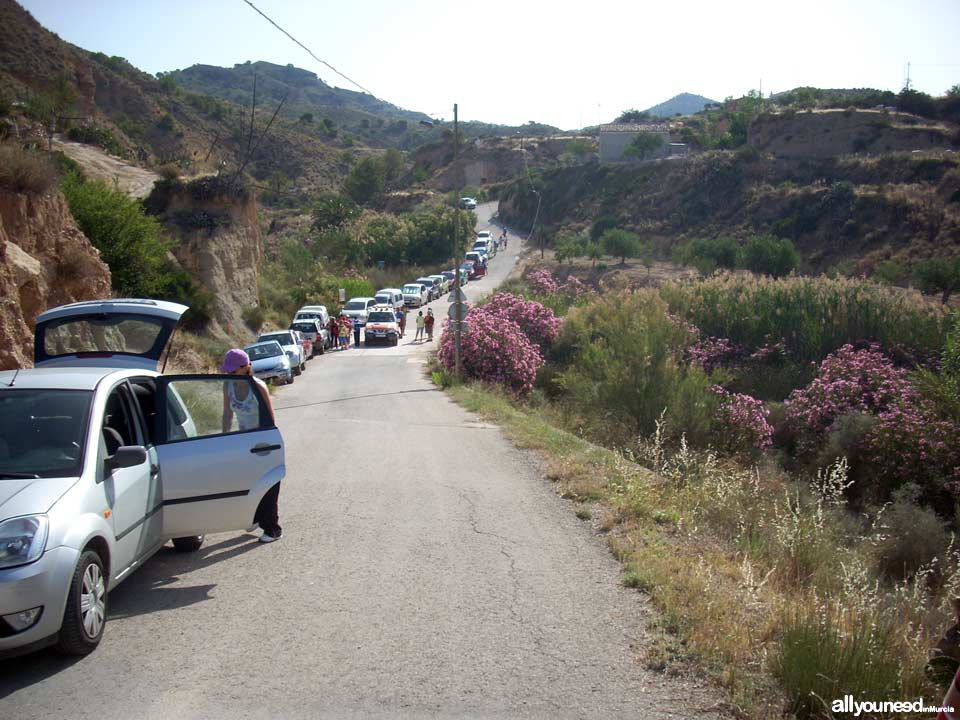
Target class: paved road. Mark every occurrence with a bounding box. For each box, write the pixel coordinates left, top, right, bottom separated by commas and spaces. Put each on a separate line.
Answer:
0, 204, 722, 719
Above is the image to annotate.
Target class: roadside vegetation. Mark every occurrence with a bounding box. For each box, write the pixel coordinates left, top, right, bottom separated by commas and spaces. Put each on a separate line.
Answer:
435, 266, 960, 718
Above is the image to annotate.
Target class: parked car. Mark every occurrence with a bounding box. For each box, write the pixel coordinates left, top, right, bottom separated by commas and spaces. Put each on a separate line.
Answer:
460, 260, 480, 280
0, 299, 285, 657
460, 197, 477, 210
341, 297, 377, 329
464, 251, 487, 274
474, 238, 494, 258
292, 329, 312, 359
374, 288, 404, 312
258, 330, 306, 376
363, 307, 401, 346
245, 340, 293, 384
415, 276, 442, 301
440, 270, 458, 289
402, 283, 428, 307
289, 318, 327, 356
428, 274, 450, 295
293, 305, 329, 329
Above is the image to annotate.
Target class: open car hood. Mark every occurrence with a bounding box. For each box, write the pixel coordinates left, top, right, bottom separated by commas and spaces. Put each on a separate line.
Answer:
34, 299, 188, 371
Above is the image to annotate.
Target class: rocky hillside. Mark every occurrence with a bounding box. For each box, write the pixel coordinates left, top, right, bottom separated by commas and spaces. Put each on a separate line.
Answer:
643, 93, 717, 118
0, 180, 111, 370
499, 133, 960, 278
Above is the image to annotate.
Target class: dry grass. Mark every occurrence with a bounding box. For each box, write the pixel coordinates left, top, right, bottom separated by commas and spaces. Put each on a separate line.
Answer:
0, 143, 58, 194
448, 383, 957, 719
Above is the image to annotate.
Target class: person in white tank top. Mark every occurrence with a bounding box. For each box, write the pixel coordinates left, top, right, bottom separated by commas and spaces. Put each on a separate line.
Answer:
220, 348, 282, 543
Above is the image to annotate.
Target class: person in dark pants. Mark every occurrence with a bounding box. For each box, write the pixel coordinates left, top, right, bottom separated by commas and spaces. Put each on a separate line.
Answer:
353, 319, 362, 346
220, 348, 282, 543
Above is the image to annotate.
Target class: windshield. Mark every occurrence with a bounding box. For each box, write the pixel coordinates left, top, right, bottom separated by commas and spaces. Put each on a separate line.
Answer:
375, 294, 392, 303
260, 332, 294, 345
0, 390, 92, 479
403, 285, 422, 293
344, 301, 367, 311
246, 343, 283, 360
416, 279, 434, 286
290, 322, 317, 333
295, 312, 321, 321
367, 312, 395, 323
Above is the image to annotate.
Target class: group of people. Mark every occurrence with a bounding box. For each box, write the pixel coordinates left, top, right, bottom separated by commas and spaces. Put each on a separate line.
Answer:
326, 315, 360, 350
414, 308, 435, 342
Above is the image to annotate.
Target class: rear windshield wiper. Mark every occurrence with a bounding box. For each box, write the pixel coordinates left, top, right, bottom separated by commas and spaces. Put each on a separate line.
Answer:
0, 472, 42, 479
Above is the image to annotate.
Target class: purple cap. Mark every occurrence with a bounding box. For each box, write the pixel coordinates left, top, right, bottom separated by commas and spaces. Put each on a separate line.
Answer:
220, 348, 250, 372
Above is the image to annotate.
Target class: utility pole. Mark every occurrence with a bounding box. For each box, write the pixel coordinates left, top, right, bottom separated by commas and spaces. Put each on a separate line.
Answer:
453, 102, 462, 378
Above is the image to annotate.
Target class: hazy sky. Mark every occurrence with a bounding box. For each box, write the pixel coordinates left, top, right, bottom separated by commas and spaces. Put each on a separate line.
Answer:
19, 0, 960, 130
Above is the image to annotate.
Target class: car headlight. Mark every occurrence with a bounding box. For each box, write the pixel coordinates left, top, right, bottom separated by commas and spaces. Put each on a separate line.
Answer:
0, 515, 49, 570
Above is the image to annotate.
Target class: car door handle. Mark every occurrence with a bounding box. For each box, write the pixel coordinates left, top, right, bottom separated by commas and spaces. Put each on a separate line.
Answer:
150, 464, 160, 477
250, 443, 282, 454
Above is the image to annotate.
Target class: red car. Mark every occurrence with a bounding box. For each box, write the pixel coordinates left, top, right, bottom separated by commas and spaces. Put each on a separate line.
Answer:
460, 260, 482, 280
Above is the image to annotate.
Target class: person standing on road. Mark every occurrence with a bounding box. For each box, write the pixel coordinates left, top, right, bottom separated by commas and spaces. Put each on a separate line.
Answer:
415, 310, 425, 342
220, 349, 282, 543
353, 317, 362, 347
338, 315, 351, 349
396, 307, 406, 338
328, 316, 339, 350
424, 308, 435, 342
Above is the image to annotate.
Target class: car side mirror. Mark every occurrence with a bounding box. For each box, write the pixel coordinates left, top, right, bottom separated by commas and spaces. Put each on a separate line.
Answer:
105, 445, 148, 474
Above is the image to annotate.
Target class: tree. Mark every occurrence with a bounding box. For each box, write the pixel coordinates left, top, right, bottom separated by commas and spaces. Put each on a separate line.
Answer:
615, 109, 650, 123
555, 235, 583, 265
601, 228, 642, 265
622, 131, 664, 160
586, 242, 603, 267
898, 88, 937, 119
343, 157, 386, 204
156, 73, 177, 94
299, 112, 314, 124
311, 193, 361, 231
640, 243, 655, 276
566, 139, 595, 160
382, 148, 403, 186
737, 234, 799, 278
914, 258, 960, 304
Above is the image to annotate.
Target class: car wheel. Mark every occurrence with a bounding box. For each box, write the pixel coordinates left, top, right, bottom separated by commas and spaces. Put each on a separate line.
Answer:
57, 549, 107, 655
391, 337, 398, 346
287, 370, 295, 384
293, 363, 302, 376
317, 342, 325, 356
172, 535, 204, 552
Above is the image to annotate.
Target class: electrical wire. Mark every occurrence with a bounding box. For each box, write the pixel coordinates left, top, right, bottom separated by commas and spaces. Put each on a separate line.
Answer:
241, 0, 379, 99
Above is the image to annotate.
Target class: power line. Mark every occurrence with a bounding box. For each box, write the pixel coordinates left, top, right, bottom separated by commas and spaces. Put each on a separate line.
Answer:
241, 0, 378, 99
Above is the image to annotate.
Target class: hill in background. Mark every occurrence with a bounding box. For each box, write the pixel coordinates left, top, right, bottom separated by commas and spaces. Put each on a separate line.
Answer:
643, 92, 717, 118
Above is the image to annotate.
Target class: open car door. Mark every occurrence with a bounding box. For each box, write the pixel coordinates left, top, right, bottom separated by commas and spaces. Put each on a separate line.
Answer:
153, 375, 285, 538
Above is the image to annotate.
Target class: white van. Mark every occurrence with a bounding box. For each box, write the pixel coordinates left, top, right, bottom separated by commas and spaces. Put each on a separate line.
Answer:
402, 283, 428, 307
374, 288, 404, 311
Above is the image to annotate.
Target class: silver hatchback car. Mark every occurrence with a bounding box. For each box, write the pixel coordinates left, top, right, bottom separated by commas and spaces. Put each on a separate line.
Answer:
0, 299, 285, 657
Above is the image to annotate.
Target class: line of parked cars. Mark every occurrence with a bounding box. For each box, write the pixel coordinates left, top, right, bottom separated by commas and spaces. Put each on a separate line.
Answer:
400, 231, 499, 308
242, 305, 333, 385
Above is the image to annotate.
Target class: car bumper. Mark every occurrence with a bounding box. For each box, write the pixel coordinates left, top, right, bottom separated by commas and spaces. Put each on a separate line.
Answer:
0, 545, 79, 656
253, 368, 289, 381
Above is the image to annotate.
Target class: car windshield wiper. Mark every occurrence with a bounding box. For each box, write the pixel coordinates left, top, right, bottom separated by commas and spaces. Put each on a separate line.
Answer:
0, 472, 42, 479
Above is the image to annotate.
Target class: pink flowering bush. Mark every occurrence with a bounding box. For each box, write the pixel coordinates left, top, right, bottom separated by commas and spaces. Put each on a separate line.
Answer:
712, 386, 774, 450
526, 269, 560, 294
437, 314, 543, 395
861, 391, 960, 506
561, 276, 592, 297
479, 292, 561, 350
784, 345, 911, 445
688, 336, 741, 373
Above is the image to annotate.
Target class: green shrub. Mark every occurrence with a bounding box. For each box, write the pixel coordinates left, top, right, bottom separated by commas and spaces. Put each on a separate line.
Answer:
241, 304, 266, 332
872, 485, 950, 580
736, 234, 800, 278
673, 236, 739, 274
553, 289, 709, 445
0, 144, 58, 194
66, 125, 125, 157
156, 113, 176, 133
0, 92, 11, 117
61, 170, 173, 297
